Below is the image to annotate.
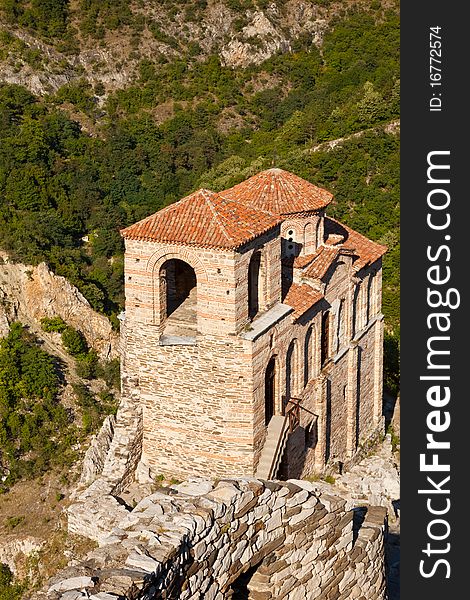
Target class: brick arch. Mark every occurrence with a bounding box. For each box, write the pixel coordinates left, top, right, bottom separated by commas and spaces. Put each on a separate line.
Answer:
282, 222, 303, 238
146, 248, 208, 326
146, 247, 208, 283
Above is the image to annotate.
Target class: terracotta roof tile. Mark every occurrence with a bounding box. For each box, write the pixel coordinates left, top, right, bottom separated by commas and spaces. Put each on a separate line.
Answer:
303, 246, 341, 280
292, 254, 317, 269
283, 283, 323, 320
324, 217, 387, 271
221, 168, 332, 216
120, 188, 281, 249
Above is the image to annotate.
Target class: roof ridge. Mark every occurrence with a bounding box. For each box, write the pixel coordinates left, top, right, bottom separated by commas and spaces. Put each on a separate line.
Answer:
201, 189, 235, 245
218, 190, 279, 218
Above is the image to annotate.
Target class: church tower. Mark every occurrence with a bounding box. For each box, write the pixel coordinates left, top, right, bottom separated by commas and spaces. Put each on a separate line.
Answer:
120, 169, 386, 480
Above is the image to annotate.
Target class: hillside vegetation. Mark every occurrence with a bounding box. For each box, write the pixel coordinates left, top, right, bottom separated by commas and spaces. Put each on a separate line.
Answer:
0, 2, 399, 382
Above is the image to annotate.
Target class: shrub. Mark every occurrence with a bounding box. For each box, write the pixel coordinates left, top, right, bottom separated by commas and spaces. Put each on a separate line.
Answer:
96, 357, 120, 390
40, 316, 67, 333
61, 326, 88, 357
75, 350, 98, 379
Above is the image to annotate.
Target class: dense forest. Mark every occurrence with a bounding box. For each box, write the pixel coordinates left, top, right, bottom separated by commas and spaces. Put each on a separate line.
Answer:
0, 4, 399, 377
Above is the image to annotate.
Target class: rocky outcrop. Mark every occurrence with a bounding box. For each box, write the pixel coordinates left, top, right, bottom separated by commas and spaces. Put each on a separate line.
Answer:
0, 536, 44, 575
0, 254, 119, 359
0, 0, 340, 97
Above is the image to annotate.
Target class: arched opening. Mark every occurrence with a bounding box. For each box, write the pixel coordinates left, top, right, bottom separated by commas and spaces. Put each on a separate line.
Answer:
335, 300, 344, 353
304, 326, 314, 387
248, 250, 264, 320
285, 340, 298, 400
265, 357, 276, 426
159, 259, 197, 336
366, 274, 374, 323
352, 284, 360, 338
321, 312, 330, 367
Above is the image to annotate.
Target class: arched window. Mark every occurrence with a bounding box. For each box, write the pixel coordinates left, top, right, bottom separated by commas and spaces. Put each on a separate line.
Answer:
366, 274, 374, 323
304, 326, 314, 387
286, 340, 298, 399
321, 312, 330, 367
159, 259, 197, 335
265, 357, 276, 426
352, 284, 360, 338
248, 251, 262, 319
336, 300, 344, 353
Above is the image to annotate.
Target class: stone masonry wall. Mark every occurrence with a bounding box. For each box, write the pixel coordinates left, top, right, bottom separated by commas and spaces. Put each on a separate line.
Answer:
121, 227, 385, 481
127, 329, 256, 478
42, 478, 387, 600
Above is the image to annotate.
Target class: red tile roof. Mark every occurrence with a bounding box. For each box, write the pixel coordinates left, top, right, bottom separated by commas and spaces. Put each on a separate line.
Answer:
120, 188, 281, 249
324, 217, 387, 271
283, 284, 323, 320
303, 245, 341, 280
221, 168, 333, 216
292, 254, 317, 269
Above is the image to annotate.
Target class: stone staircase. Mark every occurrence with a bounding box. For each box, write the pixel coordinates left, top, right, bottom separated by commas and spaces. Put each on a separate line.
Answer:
255, 415, 289, 480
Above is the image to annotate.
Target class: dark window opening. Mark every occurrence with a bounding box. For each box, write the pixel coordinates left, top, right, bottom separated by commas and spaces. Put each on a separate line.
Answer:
304, 326, 313, 387
248, 251, 262, 319
159, 259, 197, 336
265, 357, 276, 426
321, 311, 330, 367
164, 259, 196, 316
286, 340, 296, 399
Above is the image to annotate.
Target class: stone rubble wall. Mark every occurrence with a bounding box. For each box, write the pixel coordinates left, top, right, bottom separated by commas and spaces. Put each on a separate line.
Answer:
68, 395, 144, 539
36, 478, 387, 600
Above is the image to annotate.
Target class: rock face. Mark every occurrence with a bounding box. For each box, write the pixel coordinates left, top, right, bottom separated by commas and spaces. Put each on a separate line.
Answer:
0, 254, 119, 359
0, 536, 44, 575
0, 0, 334, 97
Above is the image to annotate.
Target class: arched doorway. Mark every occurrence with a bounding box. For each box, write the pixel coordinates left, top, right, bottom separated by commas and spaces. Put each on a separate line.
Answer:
160, 259, 197, 336
265, 357, 276, 426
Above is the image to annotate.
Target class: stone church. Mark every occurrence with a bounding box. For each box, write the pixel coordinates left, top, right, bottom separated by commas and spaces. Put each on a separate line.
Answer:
120, 168, 386, 480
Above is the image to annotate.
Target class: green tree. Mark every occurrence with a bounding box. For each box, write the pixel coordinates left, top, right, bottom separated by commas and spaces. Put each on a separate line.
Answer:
61, 326, 88, 356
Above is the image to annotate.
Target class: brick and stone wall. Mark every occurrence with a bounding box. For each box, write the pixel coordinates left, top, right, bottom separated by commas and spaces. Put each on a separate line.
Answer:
43, 478, 387, 600
120, 211, 385, 481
